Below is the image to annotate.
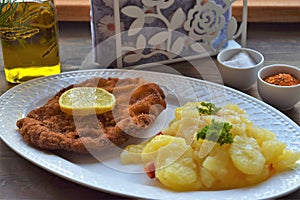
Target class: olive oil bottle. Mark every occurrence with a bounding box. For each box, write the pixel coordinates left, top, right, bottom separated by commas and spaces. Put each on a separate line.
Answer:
0, 0, 60, 83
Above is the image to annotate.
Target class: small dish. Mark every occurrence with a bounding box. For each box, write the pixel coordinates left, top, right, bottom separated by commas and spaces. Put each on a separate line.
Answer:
257, 64, 300, 111
217, 48, 264, 91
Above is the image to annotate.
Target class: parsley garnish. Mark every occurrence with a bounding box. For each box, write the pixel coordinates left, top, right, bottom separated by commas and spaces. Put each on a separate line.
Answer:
197, 102, 221, 115
196, 119, 234, 146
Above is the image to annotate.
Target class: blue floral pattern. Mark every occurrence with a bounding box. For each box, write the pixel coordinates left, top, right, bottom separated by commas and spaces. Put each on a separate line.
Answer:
91, 0, 240, 68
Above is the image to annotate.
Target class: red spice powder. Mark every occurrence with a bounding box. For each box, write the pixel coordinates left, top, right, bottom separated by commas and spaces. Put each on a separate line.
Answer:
264, 73, 300, 86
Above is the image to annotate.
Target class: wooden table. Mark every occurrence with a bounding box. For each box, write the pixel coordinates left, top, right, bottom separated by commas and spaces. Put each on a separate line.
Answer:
55, 0, 300, 22
0, 22, 299, 199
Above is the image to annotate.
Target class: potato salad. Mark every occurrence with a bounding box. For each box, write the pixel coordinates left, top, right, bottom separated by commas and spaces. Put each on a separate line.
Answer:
120, 102, 300, 191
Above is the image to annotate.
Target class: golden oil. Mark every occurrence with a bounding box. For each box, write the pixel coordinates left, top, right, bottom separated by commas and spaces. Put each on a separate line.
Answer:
0, 0, 60, 83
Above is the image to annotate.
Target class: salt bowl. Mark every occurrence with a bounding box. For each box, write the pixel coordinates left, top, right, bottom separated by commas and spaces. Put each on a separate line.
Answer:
217, 48, 264, 91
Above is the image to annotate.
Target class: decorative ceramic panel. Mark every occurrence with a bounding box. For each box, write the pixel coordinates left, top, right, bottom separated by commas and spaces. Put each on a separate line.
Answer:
91, 0, 247, 68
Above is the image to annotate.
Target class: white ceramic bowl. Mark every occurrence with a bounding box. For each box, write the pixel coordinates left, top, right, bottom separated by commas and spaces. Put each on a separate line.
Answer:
257, 64, 300, 111
217, 48, 264, 91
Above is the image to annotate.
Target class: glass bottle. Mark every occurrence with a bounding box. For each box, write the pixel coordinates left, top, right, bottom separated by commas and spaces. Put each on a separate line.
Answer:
0, 0, 61, 83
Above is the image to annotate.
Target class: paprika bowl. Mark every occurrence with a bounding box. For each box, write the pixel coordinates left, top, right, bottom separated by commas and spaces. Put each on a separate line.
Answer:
257, 64, 300, 111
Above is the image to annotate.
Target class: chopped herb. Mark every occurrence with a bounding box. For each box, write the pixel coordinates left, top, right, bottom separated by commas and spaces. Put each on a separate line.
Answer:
197, 102, 221, 115
196, 119, 233, 146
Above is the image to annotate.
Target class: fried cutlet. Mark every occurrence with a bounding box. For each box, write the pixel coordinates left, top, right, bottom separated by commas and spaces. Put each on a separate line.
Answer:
16, 77, 166, 153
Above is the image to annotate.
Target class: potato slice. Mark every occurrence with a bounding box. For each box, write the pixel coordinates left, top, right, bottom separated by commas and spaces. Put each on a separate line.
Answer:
229, 136, 266, 175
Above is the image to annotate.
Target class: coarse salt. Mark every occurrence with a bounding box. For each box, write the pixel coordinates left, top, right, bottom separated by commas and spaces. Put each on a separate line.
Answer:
223, 51, 256, 68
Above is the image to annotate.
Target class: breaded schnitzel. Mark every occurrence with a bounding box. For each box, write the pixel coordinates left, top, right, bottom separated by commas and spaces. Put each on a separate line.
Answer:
16, 77, 166, 153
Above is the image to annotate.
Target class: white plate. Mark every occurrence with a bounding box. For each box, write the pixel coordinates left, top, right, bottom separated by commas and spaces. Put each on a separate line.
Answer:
0, 69, 299, 200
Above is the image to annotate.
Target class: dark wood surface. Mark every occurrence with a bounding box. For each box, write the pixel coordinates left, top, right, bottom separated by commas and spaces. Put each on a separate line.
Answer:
0, 22, 299, 200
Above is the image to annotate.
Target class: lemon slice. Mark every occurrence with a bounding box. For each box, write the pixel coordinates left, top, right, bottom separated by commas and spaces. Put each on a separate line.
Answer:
59, 87, 116, 115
